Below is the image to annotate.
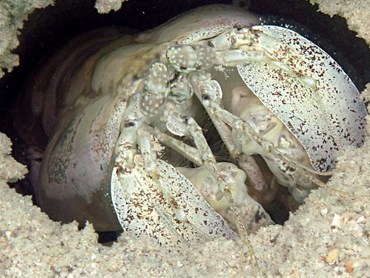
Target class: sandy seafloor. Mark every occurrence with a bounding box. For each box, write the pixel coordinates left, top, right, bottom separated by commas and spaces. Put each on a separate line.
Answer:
0, 0, 369, 277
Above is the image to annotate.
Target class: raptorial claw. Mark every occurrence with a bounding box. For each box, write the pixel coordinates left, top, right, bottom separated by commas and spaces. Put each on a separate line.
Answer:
111, 156, 238, 248
178, 162, 273, 233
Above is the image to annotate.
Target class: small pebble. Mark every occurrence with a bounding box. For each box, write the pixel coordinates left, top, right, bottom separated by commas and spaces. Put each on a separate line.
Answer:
325, 249, 340, 264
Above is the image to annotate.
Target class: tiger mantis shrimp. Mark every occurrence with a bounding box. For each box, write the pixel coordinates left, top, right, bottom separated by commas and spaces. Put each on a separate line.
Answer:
14, 4, 366, 249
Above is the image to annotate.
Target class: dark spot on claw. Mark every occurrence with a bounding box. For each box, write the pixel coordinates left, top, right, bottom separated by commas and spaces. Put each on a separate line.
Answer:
202, 94, 210, 100
124, 121, 135, 127
182, 116, 190, 125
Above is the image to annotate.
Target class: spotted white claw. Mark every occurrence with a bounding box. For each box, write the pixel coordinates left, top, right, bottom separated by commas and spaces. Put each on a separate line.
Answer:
236, 25, 366, 172
178, 162, 273, 233
185, 24, 366, 202
111, 156, 237, 249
